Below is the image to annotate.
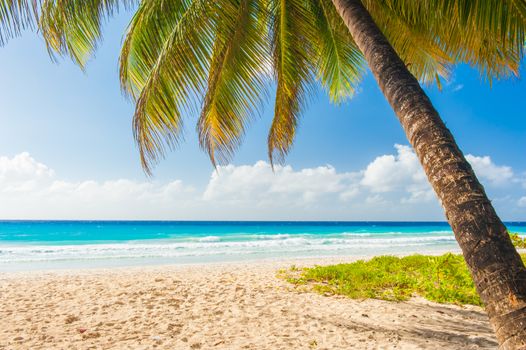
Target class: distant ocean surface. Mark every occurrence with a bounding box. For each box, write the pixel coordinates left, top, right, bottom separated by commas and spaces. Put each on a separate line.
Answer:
1, 221, 525, 271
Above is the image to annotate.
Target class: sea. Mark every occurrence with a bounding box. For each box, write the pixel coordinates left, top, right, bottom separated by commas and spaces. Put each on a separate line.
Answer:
1, 221, 525, 272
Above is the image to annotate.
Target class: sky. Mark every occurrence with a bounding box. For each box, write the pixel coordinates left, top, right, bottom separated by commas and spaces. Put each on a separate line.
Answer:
0, 9, 525, 221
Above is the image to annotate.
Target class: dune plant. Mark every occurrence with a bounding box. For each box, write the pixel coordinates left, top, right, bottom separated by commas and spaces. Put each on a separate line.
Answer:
511, 232, 526, 249
285, 253, 526, 307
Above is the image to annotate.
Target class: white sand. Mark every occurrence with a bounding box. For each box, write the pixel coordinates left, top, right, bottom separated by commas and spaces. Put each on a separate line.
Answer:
0, 258, 497, 349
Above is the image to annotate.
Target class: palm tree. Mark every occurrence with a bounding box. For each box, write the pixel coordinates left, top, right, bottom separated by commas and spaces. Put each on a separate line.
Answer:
330, 2, 526, 348
1, 0, 525, 347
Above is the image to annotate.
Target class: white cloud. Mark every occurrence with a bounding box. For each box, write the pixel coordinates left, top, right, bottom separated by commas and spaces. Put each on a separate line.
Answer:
361, 144, 426, 192
0, 152, 53, 179
465, 154, 514, 186
0, 147, 523, 220
361, 144, 434, 203
203, 161, 359, 205
0, 152, 54, 193
0, 153, 196, 219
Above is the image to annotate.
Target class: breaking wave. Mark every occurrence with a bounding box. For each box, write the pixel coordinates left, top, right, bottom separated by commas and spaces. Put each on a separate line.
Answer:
0, 234, 456, 264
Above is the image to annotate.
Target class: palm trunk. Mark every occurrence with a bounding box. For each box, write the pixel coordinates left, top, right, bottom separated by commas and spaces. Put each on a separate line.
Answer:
331, 0, 526, 348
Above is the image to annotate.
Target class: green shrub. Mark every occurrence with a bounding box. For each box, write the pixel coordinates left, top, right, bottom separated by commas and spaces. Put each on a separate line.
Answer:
510, 232, 526, 249
285, 253, 526, 306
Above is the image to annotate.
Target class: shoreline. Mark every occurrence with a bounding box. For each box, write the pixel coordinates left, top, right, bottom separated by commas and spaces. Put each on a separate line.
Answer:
0, 249, 498, 349
0, 247, 462, 276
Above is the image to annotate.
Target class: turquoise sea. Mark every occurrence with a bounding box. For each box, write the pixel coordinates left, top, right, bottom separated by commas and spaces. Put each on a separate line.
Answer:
1, 221, 525, 271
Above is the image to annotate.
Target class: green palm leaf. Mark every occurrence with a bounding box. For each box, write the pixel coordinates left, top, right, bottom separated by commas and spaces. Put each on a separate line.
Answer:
268, 0, 315, 165
364, 0, 525, 81
0, 0, 37, 45
119, 0, 190, 99
364, 0, 453, 86
9, 0, 523, 172
129, 0, 217, 174
39, 0, 135, 68
309, 0, 364, 102
198, 0, 270, 166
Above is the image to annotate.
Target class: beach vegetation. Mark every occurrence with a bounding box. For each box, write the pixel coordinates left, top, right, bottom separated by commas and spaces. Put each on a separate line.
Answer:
284, 253, 526, 307
510, 232, 526, 249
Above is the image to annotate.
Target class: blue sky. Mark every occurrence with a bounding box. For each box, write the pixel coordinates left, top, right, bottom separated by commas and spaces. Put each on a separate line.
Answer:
0, 9, 524, 220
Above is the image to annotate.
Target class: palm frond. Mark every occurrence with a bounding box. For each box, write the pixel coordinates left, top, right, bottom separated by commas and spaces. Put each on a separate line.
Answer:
39, 0, 135, 68
434, 0, 524, 80
119, 0, 190, 99
128, 0, 218, 174
309, 0, 364, 103
268, 0, 315, 165
364, 0, 526, 82
364, 0, 454, 85
510, 0, 526, 22
0, 0, 37, 45
15, 0, 525, 174
198, 0, 270, 166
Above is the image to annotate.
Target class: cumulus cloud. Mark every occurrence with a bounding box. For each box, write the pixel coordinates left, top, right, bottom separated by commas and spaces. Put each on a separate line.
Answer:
203, 161, 359, 205
0, 146, 523, 220
465, 155, 514, 186
0, 153, 196, 219
362, 144, 421, 192
0, 152, 54, 193
361, 144, 433, 203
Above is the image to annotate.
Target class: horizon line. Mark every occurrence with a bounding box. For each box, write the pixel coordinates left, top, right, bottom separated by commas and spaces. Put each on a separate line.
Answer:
0, 219, 525, 224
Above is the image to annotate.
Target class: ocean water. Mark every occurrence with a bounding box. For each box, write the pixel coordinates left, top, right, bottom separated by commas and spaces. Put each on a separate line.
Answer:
0, 221, 525, 271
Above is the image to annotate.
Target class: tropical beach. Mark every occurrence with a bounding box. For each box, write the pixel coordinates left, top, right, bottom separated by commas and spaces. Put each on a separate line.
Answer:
0, 258, 498, 349
1, 222, 525, 348
1, 0, 526, 348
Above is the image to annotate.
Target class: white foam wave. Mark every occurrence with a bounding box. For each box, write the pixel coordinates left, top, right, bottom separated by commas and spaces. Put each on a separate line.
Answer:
197, 236, 221, 242
0, 235, 457, 264
252, 234, 292, 240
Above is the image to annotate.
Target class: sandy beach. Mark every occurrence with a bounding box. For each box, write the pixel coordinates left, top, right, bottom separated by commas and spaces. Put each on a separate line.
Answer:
0, 258, 497, 349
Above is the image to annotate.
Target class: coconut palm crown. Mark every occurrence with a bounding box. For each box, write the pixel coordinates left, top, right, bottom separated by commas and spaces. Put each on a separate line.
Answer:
1, 0, 523, 173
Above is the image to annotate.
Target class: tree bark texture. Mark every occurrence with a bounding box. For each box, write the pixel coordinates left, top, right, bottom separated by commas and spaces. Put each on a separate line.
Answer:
331, 0, 526, 348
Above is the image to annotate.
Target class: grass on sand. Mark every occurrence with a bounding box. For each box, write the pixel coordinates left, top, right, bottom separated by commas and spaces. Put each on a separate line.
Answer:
282, 233, 526, 306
